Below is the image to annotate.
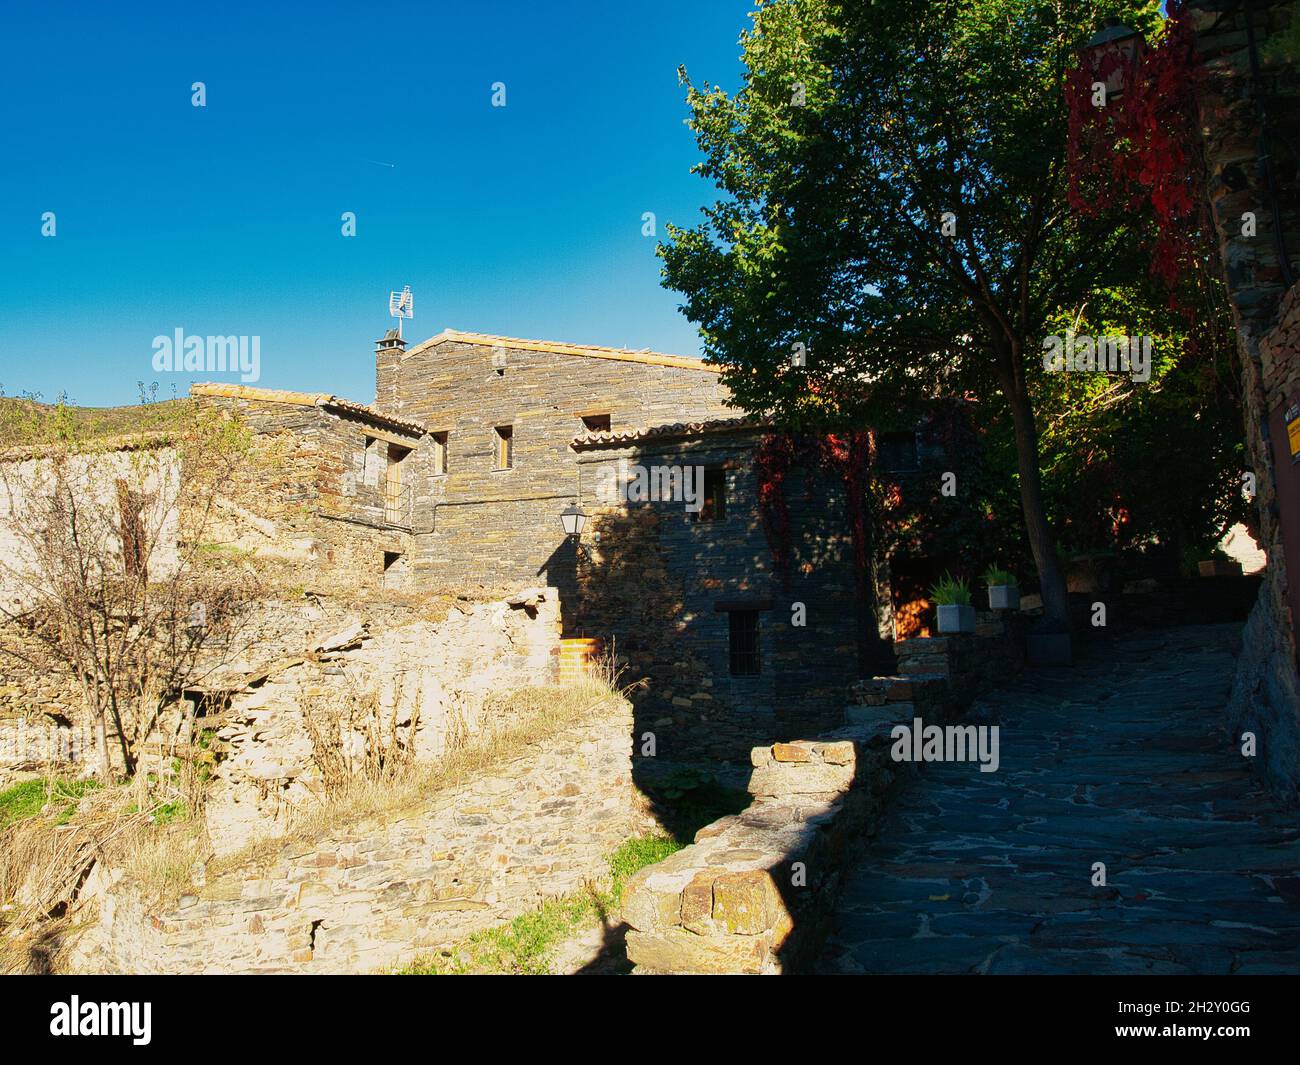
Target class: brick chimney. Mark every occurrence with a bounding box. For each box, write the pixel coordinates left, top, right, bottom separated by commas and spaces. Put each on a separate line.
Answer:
375, 328, 405, 410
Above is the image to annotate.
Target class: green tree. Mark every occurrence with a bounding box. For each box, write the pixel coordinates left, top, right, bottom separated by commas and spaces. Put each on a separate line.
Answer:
660, 0, 1167, 631
1033, 283, 1244, 562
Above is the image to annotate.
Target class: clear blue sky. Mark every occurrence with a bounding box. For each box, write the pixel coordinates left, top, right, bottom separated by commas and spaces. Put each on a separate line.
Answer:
0, 0, 752, 408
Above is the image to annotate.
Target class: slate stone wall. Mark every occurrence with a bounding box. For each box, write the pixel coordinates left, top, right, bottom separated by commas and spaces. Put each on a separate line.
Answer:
194, 394, 425, 592
567, 428, 871, 757
1192, 0, 1300, 798
67, 702, 659, 974
384, 337, 733, 592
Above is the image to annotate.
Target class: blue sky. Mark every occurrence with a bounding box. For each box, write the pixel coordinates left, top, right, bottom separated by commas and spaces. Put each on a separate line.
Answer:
0, 0, 752, 408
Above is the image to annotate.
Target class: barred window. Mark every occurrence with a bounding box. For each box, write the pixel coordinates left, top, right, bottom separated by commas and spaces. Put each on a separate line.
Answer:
728, 610, 760, 676
693, 467, 727, 522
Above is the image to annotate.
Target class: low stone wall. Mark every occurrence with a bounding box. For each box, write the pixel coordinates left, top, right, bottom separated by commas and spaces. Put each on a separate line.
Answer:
66, 702, 658, 974
620, 608, 1026, 973
621, 725, 902, 973
849, 609, 1026, 724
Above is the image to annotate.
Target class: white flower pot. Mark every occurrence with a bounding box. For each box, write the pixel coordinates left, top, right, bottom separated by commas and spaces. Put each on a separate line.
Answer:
936, 604, 976, 634
988, 584, 1020, 611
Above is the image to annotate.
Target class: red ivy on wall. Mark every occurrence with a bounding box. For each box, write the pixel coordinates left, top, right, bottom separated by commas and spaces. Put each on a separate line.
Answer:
755, 430, 873, 595
1065, 1, 1212, 291
754, 432, 797, 582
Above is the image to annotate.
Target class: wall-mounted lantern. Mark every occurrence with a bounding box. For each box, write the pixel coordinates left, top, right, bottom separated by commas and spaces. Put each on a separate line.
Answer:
560, 503, 588, 539
1084, 16, 1144, 99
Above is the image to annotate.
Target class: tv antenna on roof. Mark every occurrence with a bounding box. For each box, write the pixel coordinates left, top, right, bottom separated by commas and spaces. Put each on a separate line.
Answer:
388, 285, 414, 339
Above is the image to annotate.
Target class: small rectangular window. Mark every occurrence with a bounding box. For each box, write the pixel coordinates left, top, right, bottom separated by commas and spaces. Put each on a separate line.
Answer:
362, 436, 380, 486
878, 431, 919, 473
581, 413, 611, 433
382, 551, 405, 587
432, 432, 449, 475
728, 610, 760, 676
494, 425, 513, 470
693, 467, 727, 522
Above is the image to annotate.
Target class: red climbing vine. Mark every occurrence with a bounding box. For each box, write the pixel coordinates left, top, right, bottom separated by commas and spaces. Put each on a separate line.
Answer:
755, 429, 874, 595
1065, 1, 1213, 293
754, 431, 798, 583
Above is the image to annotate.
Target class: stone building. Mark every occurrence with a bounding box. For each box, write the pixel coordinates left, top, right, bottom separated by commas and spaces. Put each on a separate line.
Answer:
374, 328, 736, 590
189, 382, 428, 591
190, 329, 948, 753
1191, 0, 1300, 798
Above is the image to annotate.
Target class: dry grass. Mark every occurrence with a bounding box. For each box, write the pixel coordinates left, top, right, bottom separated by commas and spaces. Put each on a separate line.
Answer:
0, 777, 181, 971
0, 662, 641, 967
0, 748, 217, 971
212, 669, 636, 882
291, 675, 625, 840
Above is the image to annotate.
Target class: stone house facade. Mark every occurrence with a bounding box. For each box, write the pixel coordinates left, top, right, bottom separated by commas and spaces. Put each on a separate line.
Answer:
187, 329, 969, 756
1191, 0, 1300, 798
375, 328, 735, 590
190, 383, 428, 592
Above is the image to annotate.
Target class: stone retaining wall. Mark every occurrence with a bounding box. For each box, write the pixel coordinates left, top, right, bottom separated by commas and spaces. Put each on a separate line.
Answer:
67, 702, 658, 974
620, 606, 1026, 973
621, 724, 903, 974
1191, 0, 1300, 799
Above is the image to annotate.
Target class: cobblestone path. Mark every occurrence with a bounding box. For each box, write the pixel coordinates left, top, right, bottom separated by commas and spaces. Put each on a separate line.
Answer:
819, 624, 1300, 974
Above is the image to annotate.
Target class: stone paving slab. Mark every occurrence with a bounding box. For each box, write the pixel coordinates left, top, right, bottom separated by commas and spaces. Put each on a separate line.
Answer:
818, 624, 1300, 975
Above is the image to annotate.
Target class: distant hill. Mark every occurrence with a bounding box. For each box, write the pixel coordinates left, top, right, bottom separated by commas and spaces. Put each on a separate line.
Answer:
0, 396, 188, 447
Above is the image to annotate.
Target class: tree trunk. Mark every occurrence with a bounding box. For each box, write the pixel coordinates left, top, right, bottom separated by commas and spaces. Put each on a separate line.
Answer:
108, 692, 135, 777
95, 710, 111, 780
1006, 386, 1071, 632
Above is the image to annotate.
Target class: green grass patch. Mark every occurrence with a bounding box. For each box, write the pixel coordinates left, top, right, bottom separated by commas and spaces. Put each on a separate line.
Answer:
0, 778, 100, 829
397, 832, 683, 976
607, 834, 680, 900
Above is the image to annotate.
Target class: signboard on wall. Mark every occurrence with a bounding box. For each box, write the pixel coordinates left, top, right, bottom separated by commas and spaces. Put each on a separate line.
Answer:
1286, 402, 1300, 463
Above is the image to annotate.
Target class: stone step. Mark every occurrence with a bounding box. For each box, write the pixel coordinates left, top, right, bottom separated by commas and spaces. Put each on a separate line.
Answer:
845, 700, 914, 726
850, 674, 947, 706
898, 656, 950, 676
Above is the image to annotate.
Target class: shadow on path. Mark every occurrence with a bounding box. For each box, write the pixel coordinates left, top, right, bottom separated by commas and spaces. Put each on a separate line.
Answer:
818, 623, 1300, 975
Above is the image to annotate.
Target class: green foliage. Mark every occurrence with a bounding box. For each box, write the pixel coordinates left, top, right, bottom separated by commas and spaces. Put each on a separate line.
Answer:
1032, 286, 1244, 556
0, 387, 191, 452
929, 573, 972, 606
607, 835, 681, 894
658, 0, 1241, 625
871, 401, 1029, 580
639, 765, 750, 842
983, 565, 1016, 587
0, 777, 99, 829
660, 0, 1164, 425
1261, 12, 1300, 67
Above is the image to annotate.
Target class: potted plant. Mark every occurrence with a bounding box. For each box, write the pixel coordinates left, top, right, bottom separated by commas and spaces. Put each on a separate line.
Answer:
930, 573, 975, 634
1196, 548, 1243, 578
983, 565, 1020, 610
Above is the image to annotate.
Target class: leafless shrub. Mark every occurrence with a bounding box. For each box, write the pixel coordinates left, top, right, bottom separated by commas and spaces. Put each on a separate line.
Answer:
0, 391, 272, 783
300, 673, 421, 799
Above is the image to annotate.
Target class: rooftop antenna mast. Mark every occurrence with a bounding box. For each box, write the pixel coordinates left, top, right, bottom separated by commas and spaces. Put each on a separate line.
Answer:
388, 285, 414, 340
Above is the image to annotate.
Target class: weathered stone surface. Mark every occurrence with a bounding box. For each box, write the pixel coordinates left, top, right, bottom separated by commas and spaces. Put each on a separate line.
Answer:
748, 762, 854, 798
625, 927, 775, 975
66, 701, 660, 974
680, 871, 716, 935
771, 742, 812, 763
712, 870, 782, 935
